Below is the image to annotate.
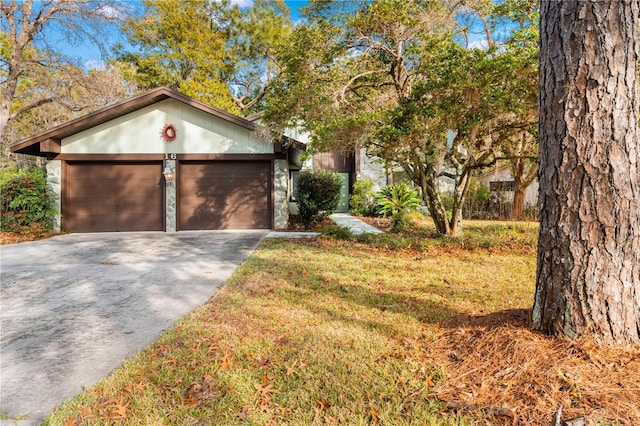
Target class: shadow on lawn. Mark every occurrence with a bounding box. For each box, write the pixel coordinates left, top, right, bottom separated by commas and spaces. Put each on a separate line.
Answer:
260, 255, 534, 336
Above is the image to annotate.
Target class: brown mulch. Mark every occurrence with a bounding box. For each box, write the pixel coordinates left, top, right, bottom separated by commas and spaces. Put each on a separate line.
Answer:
286, 215, 337, 232
430, 311, 640, 425
0, 231, 53, 245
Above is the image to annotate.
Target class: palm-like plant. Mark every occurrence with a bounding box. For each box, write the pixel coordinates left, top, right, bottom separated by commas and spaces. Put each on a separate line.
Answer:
376, 183, 422, 231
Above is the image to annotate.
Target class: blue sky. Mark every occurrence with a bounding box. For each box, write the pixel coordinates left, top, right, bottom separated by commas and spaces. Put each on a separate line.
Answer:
57, 0, 308, 69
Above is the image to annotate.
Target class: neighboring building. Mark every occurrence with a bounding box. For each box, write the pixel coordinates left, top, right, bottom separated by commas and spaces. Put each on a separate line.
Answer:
10, 87, 305, 233
476, 164, 539, 207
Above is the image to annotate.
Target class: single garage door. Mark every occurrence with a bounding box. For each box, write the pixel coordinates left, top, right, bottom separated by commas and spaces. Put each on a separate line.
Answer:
64, 162, 164, 233
178, 161, 271, 230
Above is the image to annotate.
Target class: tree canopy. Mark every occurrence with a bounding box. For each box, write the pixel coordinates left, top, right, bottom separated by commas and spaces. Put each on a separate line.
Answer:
1, 0, 131, 151
264, 0, 539, 235
118, 0, 292, 115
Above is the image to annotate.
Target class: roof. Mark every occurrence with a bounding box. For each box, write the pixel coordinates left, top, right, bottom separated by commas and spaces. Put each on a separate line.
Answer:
10, 86, 304, 156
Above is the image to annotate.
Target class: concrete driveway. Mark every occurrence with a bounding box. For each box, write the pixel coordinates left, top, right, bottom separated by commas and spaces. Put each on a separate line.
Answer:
0, 230, 267, 424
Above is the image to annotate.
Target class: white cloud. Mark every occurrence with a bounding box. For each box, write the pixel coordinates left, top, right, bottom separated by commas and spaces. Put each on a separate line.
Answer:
232, 0, 254, 7
467, 39, 489, 50
213, 0, 254, 7
84, 60, 107, 71
96, 3, 127, 19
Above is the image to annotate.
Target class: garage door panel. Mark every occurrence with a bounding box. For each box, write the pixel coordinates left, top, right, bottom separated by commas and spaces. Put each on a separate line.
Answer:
178, 161, 270, 230
65, 162, 163, 233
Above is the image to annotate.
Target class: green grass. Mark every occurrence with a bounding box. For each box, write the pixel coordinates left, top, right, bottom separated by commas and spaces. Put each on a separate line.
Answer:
46, 219, 538, 425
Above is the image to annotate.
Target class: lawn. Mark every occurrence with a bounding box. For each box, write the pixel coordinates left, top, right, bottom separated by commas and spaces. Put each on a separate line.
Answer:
46, 218, 639, 425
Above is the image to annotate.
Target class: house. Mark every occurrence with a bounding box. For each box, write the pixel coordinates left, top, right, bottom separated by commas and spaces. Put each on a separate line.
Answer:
10, 87, 305, 233
476, 164, 539, 207
259, 122, 389, 214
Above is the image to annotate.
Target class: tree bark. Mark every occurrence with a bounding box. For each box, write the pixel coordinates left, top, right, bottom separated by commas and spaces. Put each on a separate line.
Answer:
534, 0, 640, 344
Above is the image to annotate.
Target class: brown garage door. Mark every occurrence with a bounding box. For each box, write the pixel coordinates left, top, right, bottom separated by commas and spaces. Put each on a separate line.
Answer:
64, 162, 164, 233
178, 161, 271, 230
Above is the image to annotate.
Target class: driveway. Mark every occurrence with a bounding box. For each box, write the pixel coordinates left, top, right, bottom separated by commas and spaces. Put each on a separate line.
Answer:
0, 231, 267, 424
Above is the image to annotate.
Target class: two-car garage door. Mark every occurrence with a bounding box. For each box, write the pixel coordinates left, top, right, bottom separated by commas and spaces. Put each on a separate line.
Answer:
63, 161, 271, 233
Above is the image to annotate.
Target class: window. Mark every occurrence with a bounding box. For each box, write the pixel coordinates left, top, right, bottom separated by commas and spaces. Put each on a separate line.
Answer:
490, 180, 515, 192
289, 170, 300, 201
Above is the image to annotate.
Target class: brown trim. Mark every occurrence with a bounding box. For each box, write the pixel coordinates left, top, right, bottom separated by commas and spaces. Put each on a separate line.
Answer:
52, 154, 165, 161
177, 153, 284, 161
40, 138, 61, 153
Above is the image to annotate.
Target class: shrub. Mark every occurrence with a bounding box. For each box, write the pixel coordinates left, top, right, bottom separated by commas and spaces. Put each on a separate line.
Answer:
349, 179, 377, 216
0, 166, 57, 233
319, 225, 353, 240
297, 170, 341, 229
376, 183, 422, 232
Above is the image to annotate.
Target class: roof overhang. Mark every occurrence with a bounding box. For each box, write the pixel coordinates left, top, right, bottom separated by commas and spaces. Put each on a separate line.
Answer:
9, 86, 290, 157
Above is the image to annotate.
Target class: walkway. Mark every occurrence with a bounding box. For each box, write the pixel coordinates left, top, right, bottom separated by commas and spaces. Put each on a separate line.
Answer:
266, 213, 383, 238
329, 213, 384, 235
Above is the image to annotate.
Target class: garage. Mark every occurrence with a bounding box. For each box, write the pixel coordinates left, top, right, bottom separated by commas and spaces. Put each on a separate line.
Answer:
178, 161, 271, 230
63, 162, 164, 233
10, 87, 302, 232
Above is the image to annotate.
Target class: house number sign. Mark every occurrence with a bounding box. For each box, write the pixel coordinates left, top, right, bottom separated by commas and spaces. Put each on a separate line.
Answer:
165, 153, 177, 160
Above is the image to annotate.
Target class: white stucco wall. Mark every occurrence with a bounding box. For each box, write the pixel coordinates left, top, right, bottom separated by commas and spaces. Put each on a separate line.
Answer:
61, 99, 273, 154
478, 167, 539, 207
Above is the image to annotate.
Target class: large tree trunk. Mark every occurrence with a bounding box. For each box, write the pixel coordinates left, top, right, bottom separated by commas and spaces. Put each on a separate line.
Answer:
534, 0, 640, 344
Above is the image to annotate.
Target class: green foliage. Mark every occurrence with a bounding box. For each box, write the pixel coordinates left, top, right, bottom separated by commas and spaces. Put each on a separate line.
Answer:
376, 183, 422, 232
349, 179, 377, 216
319, 225, 353, 240
119, 0, 292, 114
440, 179, 492, 220
0, 166, 57, 233
297, 170, 341, 229
264, 0, 539, 236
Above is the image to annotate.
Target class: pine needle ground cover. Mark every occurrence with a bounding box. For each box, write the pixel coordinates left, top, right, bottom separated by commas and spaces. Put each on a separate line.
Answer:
47, 219, 640, 425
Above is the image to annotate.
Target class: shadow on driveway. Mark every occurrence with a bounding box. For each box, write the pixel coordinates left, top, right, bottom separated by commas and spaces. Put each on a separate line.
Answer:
0, 231, 266, 424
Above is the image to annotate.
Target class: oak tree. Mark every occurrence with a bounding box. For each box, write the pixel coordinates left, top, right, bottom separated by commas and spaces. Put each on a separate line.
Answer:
1, 0, 127, 147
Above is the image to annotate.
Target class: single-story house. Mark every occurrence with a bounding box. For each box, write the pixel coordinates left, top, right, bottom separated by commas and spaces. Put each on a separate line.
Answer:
476, 164, 539, 207
10, 87, 305, 233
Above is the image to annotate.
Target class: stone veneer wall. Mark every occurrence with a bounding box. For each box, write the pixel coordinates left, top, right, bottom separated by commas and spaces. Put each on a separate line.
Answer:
358, 148, 388, 191
165, 159, 177, 232
46, 160, 62, 232
273, 159, 289, 229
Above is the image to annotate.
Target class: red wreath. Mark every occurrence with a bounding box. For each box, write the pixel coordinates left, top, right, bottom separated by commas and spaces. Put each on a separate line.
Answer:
161, 124, 177, 142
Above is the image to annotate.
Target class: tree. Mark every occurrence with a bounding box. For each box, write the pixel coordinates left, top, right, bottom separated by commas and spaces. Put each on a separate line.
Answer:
490, 0, 539, 221
533, 1, 640, 344
265, 0, 538, 235
117, 0, 236, 112
119, 0, 291, 115
1, 0, 127, 146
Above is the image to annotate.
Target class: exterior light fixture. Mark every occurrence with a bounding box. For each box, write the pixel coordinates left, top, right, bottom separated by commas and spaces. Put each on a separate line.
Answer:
162, 165, 175, 183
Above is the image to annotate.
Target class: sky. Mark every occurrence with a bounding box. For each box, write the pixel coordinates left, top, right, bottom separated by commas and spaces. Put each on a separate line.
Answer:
56, 0, 308, 69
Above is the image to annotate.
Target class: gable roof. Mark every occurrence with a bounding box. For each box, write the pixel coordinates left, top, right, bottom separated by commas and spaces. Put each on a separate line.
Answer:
10, 86, 304, 156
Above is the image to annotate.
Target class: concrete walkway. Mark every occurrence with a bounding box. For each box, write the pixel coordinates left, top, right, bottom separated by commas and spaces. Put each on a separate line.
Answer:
265, 214, 383, 238
0, 231, 266, 425
329, 213, 384, 235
